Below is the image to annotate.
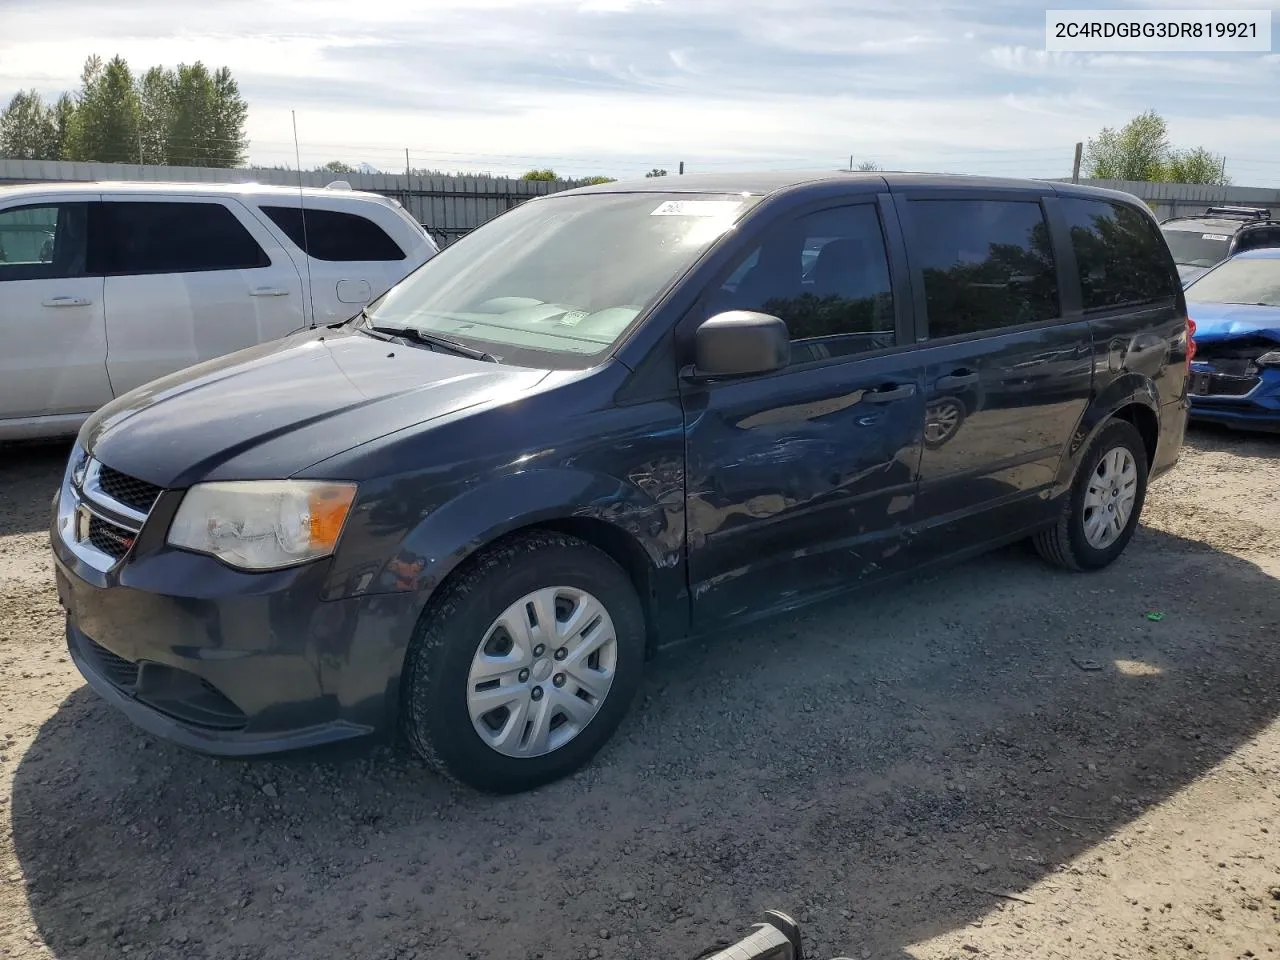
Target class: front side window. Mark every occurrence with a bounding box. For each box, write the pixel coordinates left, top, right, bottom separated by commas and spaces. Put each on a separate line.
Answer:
1185, 256, 1280, 307
709, 203, 895, 361
260, 205, 406, 262
368, 192, 762, 365
0, 203, 89, 282
1065, 199, 1179, 309
98, 201, 270, 275
907, 199, 1060, 339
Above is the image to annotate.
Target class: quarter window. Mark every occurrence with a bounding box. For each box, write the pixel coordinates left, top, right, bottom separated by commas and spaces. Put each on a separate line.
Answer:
907, 199, 1060, 339
1063, 199, 1180, 309
259, 206, 406, 262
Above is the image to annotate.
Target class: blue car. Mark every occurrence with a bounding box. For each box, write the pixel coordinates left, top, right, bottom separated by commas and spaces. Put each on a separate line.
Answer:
1185, 247, 1280, 432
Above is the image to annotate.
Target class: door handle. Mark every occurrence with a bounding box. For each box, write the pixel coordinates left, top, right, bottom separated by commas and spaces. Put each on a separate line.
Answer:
41, 296, 92, 307
935, 369, 979, 390
249, 287, 290, 297
862, 382, 917, 404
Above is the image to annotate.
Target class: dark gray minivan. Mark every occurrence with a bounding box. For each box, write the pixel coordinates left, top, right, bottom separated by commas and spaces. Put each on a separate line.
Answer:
52, 173, 1190, 793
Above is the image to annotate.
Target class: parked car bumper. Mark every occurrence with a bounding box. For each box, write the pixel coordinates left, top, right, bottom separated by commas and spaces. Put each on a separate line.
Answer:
1188, 364, 1280, 432
51, 501, 419, 756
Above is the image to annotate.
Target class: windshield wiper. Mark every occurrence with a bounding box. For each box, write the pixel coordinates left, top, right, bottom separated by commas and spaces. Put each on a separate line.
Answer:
365, 317, 498, 362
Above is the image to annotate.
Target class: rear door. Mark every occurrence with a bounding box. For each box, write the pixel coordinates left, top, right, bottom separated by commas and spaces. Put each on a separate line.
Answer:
0, 196, 113, 422
252, 202, 419, 324
680, 195, 926, 627
895, 190, 1094, 555
97, 196, 305, 396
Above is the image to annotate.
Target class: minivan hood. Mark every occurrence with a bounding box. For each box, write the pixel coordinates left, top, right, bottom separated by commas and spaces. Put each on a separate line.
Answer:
83, 327, 550, 487
1185, 301, 1280, 344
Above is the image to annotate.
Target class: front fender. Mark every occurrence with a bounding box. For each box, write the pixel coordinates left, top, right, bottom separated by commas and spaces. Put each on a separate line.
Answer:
375, 467, 681, 600
1052, 373, 1160, 497
328, 465, 686, 732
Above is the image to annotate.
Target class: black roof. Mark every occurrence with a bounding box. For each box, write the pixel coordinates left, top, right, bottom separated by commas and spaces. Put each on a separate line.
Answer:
558, 171, 1146, 207
1160, 216, 1253, 233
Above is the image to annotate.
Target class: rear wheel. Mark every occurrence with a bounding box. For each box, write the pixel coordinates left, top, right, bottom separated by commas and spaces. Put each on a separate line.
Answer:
401, 531, 646, 793
1034, 418, 1149, 571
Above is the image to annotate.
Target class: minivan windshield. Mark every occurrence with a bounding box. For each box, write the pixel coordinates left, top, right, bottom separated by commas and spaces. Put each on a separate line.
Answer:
367, 191, 761, 366
1161, 227, 1231, 267
1185, 256, 1280, 307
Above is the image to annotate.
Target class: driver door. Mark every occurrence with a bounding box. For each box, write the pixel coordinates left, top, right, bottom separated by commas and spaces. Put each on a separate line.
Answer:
678, 195, 927, 627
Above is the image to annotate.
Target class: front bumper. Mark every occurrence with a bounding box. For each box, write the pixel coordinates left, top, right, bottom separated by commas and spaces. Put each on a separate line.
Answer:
52, 495, 419, 756
1188, 363, 1280, 432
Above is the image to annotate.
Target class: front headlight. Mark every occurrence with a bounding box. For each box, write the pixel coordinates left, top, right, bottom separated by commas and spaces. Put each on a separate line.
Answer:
64, 441, 88, 489
167, 480, 358, 571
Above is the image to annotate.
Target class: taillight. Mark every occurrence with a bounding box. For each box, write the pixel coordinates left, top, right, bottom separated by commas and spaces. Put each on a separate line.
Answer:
1186, 316, 1197, 364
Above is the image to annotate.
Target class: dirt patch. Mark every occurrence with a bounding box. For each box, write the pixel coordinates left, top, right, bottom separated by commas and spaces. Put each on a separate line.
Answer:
1, 428, 1278, 960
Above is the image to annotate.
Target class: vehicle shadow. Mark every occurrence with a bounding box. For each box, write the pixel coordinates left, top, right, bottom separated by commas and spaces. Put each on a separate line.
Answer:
9, 524, 1279, 960
1187, 421, 1280, 457
0, 440, 69, 538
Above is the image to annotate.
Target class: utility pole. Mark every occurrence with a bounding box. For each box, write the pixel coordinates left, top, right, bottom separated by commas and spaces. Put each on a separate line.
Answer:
405, 148, 411, 182
679, 161, 684, 175
1071, 142, 1083, 183
849, 154, 854, 172
1219, 155, 1227, 185
138, 131, 144, 165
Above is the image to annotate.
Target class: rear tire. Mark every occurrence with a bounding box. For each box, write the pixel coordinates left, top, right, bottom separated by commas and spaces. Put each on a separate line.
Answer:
1034, 418, 1149, 571
400, 531, 646, 793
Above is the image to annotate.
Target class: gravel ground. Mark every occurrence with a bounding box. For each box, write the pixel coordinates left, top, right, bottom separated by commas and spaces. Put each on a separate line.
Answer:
1, 429, 1279, 960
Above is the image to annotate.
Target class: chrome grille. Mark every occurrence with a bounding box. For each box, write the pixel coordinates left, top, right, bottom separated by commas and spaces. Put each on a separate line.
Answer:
86, 514, 136, 558
96, 466, 162, 514
58, 453, 163, 573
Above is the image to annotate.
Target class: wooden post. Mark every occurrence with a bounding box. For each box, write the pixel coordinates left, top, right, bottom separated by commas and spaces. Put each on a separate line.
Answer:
1071, 142, 1082, 184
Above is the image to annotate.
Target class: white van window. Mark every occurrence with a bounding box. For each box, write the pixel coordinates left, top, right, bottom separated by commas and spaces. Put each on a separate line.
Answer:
259, 206, 406, 262
0, 203, 89, 282
98, 201, 270, 275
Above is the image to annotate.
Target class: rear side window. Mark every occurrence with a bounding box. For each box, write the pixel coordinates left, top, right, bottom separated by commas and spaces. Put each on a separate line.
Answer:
259, 206, 406, 262
0, 203, 89, 282
907, 199, 1060, 339
711, 203, 896, 360
97, 201, 270, 275
1063, 199, 1178, 310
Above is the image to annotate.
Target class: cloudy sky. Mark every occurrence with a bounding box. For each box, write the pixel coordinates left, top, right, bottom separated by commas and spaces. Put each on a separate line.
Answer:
2, 0, 1279, 184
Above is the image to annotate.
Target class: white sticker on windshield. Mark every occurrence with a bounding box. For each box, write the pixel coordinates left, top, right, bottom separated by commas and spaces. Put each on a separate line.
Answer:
559, 310, 589, 327
1202, 233, 1230, 241
650, 199, 743, 217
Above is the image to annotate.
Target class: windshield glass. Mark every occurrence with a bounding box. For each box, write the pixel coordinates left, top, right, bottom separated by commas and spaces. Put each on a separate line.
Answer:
1186, 257, 1280, 307
368, 192, 761, 365
1162, 227, 1232, 267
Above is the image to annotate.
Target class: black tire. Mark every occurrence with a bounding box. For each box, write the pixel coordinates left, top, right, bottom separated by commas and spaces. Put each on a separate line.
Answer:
400, 531, 646, 793
1034, 418, 1149, 571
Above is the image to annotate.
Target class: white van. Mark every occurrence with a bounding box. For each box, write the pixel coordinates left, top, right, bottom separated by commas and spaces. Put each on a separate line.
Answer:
0, 180, 438, 440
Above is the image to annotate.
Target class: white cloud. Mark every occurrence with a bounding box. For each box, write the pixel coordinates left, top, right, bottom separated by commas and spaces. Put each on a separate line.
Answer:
1, 0, 1277, 184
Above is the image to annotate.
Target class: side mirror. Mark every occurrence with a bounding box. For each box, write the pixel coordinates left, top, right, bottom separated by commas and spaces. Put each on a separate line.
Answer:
690, 310, 790, 379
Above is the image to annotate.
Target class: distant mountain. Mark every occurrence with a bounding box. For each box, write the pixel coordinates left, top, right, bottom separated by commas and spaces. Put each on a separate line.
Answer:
357, 162, 382, 175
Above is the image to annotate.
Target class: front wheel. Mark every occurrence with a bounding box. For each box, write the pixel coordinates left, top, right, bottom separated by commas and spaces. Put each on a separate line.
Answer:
400, 531, 646, 793
1034, 418, 1149, 571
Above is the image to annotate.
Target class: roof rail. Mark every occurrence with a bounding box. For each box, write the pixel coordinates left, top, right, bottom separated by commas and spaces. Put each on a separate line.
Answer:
1203, 205, 1270, 220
